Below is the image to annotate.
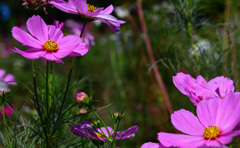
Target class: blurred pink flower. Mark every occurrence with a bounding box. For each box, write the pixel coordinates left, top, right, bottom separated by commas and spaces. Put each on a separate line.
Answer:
173, 72, 234, 105
50, 0, 125, 32
65, 19, 95, 46
12, 15, 89, 63
0, 69, 17, 85
0, 105, 14, 117
158, 93, 240, 147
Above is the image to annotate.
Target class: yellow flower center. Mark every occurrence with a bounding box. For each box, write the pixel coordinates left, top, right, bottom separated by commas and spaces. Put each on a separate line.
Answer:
87, 4, 96, 12
44, 40, 58, 52
221, 95, 225, 99
203, 125, 221, 139
94, 131, 104, 139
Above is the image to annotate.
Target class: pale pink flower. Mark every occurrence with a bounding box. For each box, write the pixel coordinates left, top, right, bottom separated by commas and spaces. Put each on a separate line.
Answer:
0, 69, 17, 85
173, 72, 234, 105
49, 0, 125, 32
158, 93, 240, 147
12, 15, 88, 63
65, 19, 95, 46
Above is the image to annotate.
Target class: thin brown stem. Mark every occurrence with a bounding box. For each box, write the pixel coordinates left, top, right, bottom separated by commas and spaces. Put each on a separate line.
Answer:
136, 0, 173, 114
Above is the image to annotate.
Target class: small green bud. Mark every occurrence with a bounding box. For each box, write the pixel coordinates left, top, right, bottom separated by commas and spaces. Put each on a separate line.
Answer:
112, 112, 124, 121
92, 120, 101, 129
76, 92, 89, 105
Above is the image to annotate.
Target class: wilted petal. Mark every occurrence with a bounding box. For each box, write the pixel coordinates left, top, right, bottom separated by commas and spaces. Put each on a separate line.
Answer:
96, 14, 125, 32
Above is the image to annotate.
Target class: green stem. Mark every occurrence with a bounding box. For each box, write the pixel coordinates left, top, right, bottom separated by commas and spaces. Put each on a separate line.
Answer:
80, 22, 87, 38
46, 61, 50, 148
111, 121, 119, 148
49, 62, 53, 109
90, 107, 112, 141
2, 102, 12, 148
186, 0, 200, 70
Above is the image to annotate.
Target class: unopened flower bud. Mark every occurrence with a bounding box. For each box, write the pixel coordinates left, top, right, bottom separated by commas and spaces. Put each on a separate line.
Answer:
92, 120, 101, 129
76, 92, 89, 105
112, 112, 124, 121
79, 108, 88, 114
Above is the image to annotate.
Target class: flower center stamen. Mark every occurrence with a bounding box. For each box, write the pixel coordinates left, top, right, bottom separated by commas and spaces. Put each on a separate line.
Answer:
203, 125, 220, 139
94, 131, 104, 138
87, 4, 96, 12
44, 40, 58, 52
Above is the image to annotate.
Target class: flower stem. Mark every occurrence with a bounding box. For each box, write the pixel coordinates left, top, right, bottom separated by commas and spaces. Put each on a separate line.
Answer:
111, 121, 119, 148
186, 0, 200, 70
2, 102, 12, 148
49, 62, 53, 109
89, 107, 113, 141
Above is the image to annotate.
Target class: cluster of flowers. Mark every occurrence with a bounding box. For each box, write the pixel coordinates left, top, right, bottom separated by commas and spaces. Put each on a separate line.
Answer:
142, 72, 240, 148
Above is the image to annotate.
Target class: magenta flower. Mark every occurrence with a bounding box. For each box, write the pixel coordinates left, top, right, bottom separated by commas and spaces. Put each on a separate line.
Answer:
0, 69, 17, 85
12, 15, 89, 63
158, 93, 240, 147
65, 19, 95, 46
173, 72, 234, 105
0, 105, 14, 117
70, 121, 138, 141
141, 142, 166, 148
49, 0, 125, 32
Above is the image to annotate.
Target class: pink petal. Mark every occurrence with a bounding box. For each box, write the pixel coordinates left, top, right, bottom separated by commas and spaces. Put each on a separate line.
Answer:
115, 125, 138, 140
197, 99, 220, 127
141, 142, 165, 148
26, 15, 48, 43
48, 25, 64, 42
12, 47, 44, 59
158, 132, 205, 148
70, 0, 88, 14
100, 5, 114, 15
3, 74, 17, 85
96, 14, 124, 32
172, 72, 195, 96
85, 8, 104, 17
0, 69, 6, 80
171, 109, 204, 135
69, 42, 89, 56
208, 76, 234, 98
41, 52, 63, 63
217, 130, 240, 145
216, 93, 240, 132
97, 126, 114, 139
12, 27, 43, 49
50, 0, 78, 14
54, 44, 78, 58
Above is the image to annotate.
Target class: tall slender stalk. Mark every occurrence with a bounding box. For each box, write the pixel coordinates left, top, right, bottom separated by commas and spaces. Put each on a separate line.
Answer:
136, 0, 173, 114
2, 102, 12, 148
55, 21, 87, 127
186, 0, 200, 71
49, 62, 53, 109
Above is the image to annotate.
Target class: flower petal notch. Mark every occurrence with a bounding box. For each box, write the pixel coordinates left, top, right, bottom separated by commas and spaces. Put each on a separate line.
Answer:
12, 15, 89, 63
50, 0, 125, 32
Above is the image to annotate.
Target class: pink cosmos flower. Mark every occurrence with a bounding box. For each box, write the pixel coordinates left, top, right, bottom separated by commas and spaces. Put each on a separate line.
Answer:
49, 0, 125, 32
70, 121, 138, 141
0, 105, 14, 117
0, 69, 17, 85
173, 72, 234, 105
158, 92, 240, 147
65, 19, 95, 46
12, 15, 89, 63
